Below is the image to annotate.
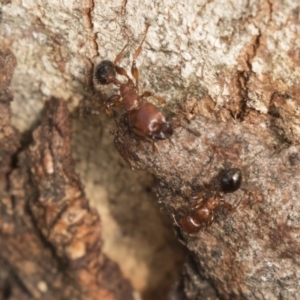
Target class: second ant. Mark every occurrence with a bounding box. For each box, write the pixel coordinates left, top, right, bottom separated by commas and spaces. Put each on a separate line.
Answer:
175, 168, 243, 234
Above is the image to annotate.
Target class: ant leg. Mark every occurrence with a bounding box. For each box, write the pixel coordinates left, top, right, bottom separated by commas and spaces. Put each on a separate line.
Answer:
171, 213, 181, 227
219, 200, 234, 214
231, 193, 247, 212
131, 24, 150, 86
114, 42, 128, 65
130, 124, 158, 152
206, 215, 214, 227
154, 95, 166, 105
140, 91, 166, 105
131, 61, 139, 88
115, 65, 131, 81
114, 42, 131, 81
133, 23, 150, 60
106, 94, 122, 108
105, 94, 122, 116
219, 195, 243, 215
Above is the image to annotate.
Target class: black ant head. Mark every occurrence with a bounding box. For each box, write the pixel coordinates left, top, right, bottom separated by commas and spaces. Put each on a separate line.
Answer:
94, 60, 116, 85
220, 168, 242, 193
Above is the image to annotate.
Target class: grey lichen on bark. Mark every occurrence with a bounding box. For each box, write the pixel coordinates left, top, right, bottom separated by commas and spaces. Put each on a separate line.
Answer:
1, 0, 300, 299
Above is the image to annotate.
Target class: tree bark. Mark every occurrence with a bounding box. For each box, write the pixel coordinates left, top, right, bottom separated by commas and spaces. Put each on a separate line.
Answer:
1, 0, 300, 299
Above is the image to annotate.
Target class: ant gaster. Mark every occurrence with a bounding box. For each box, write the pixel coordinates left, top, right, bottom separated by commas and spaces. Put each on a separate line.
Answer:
94, 24, 173, 141
177, 168, 242, 234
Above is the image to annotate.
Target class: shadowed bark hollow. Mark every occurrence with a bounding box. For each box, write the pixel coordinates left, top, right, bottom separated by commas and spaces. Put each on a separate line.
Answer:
0, 50, 133, 300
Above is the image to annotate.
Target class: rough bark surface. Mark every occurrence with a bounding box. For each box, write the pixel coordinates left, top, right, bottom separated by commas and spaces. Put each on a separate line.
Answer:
115, 106, 300, 299
1, 0, 300, 299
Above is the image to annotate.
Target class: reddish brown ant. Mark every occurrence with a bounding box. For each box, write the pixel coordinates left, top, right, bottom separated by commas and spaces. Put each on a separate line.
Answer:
175, 168, 243, 234
94, 24, 173, 141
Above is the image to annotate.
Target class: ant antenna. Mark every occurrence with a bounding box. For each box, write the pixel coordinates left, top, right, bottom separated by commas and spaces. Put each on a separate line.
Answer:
133, 23, 150, 60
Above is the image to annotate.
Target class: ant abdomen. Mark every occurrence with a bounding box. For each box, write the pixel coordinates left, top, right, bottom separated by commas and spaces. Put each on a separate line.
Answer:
179, 215, 201, 234
128, 102, 173, 140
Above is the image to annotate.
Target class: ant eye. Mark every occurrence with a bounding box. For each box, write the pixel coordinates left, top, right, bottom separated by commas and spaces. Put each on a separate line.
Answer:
94, 60, 116, 85
220, 168, 242, 193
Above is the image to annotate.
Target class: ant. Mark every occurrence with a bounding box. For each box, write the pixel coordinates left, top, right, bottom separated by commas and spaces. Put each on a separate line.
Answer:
94, 24, 173, 142
175, 168, 243, 234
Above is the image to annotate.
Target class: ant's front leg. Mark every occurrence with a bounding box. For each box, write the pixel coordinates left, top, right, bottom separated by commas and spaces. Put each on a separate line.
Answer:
105, 94, 122, 117
114, 65, 131, 81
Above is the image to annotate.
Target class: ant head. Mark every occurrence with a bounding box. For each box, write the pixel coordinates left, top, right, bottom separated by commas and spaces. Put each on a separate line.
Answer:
94, 60, 116, 85
220, 168, 242, 193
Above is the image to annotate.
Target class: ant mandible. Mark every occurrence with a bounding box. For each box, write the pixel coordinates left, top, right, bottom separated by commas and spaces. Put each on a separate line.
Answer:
176, 168, 242, 234
94, 24, 173, 141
